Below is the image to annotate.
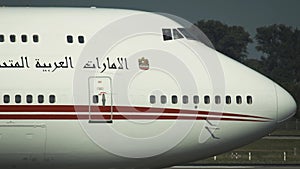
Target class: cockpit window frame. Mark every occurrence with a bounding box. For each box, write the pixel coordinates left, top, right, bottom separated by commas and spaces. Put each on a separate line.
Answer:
172, 29, 184, 40
162, 29, 173, 41
177, 28, 197, 40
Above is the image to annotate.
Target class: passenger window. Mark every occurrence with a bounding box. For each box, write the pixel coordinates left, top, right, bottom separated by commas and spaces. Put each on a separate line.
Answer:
182, 95, 188, 104
247, 96, 253, 104
193, 95, 199, 104
3, 95, 10, 103
173, 29, 184, 39
15, 95, 21, 103
49, 95, 56, 103
78, 36, 84, 43
26, 95, 33, 103
204, 95, 210, 104
150, 95, 156, 104
161, 95, 167, 104
226, 95, 231, 104
21, 35, 27, 42
162, 29, 172, 41
67, 35, 73, 43
92, 95, 99, 104
38, 95, 44, 103
0, 35, 4, 42
215, 95, 221, 104
33, 35, 39, 43
10, 35, 16, 42
171, 95, 178, 104
236, 96, 242, 104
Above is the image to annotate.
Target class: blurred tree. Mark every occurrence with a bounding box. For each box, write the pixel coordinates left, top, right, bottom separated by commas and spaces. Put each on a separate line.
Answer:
195, 20, 300, 118
243, 58, 265, 74
194, 20, 252, 62
255, 24, 300, 118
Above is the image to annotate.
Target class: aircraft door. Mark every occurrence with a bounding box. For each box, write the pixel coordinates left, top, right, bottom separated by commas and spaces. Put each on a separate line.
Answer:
88, 76, 113, 123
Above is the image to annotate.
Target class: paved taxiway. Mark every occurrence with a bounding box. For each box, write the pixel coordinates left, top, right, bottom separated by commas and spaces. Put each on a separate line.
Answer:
167, 164, 300, 169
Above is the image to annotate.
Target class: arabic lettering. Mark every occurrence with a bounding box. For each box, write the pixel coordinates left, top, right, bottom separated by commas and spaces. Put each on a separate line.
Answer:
35, 57, 74, 72
0, 57, 30, 68
0, 56, 74, 72
83, 57, 129, 73
51, 57, 74, 72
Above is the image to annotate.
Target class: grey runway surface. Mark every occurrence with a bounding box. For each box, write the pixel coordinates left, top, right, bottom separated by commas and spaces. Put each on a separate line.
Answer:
263, 136, 300, 140
167, 164, 300, 169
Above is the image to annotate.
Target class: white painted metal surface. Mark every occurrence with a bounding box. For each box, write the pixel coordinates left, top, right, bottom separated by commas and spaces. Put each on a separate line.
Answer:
0, 7, 296, 169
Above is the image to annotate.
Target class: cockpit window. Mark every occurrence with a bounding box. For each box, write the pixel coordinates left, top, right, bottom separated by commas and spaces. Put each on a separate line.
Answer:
172, 29, 184, 39
162, 29, 172, 41
178, 28, 197, 40
162, 28, 199, 41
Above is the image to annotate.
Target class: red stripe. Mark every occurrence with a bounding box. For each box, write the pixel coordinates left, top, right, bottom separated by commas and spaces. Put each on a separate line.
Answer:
0, 114, 269, 122
0, 105, 272, 121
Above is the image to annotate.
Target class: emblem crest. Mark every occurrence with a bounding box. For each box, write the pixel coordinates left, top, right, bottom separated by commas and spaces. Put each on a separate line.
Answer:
138, 57, 149, 70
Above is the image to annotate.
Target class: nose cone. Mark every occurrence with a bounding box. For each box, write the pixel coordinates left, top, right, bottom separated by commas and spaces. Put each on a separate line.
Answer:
275, 83, 297, 123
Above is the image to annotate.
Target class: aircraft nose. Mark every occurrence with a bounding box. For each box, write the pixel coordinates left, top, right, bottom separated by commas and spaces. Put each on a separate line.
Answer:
275, 83, 297, 123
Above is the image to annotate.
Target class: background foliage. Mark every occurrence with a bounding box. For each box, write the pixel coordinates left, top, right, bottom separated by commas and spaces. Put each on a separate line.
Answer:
195, 20, 300, 118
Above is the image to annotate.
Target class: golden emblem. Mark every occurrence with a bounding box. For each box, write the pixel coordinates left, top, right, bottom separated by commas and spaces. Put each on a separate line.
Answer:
138, 57, 149, 70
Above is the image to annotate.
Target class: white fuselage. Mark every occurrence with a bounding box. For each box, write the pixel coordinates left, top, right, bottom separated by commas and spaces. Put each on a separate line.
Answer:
0, 7, 296, 169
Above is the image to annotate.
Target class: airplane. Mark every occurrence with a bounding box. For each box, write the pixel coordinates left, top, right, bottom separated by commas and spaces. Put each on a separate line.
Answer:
0, 7, 297, 169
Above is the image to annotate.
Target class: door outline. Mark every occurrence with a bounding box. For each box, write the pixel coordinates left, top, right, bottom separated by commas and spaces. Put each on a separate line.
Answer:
88, 76, 113, 123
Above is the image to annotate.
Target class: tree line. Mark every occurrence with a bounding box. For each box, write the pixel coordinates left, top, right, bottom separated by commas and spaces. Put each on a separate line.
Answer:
194, 20, 300, 118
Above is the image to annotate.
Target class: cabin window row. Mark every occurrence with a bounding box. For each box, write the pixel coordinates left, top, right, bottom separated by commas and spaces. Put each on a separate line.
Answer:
66, 35, 85, 44
149, 95, 253, 105
2, 94, 56, 104
0, 34, 39, 43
